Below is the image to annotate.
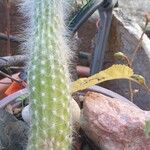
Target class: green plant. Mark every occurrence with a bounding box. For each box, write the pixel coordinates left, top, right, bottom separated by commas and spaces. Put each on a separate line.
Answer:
21, 0, 72, 149
114, 13, 150, 101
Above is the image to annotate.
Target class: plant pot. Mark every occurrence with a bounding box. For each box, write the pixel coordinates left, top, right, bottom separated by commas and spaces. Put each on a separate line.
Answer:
87, 85, 138, 108
20, 86, 137, 123
0, 84, 137, 124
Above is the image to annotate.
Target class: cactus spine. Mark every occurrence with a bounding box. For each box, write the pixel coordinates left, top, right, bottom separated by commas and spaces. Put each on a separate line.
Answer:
24, 0, 72, 149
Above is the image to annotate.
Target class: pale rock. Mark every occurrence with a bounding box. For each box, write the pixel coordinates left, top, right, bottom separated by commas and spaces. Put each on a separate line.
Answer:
22, 105, 31, 124
81, 92, 150, 150
104, 9, 150, 110
71, 98, 81, 131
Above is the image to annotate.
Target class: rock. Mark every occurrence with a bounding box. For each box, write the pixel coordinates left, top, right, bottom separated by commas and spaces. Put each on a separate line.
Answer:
22, 105, 31, 124
81, 92, 150, 150
0, 108, 29, 150
71, 98, 81, 131
103, 9, 150, 110
119, 0, 150, 27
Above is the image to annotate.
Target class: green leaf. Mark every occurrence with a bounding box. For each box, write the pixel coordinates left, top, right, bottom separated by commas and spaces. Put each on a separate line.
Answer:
16, 93, 29, 102
114, 52, 127, 60
131, 74, 146, 85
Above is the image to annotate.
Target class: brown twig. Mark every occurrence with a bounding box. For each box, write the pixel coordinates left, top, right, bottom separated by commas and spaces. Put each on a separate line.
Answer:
0, 32, 23, 43
9, 66, 25, 70
0, 55, 28, 68
131, 20, 149, 64
126, 60, 134, 101
0, 70, 27, 87
0, 70, 22, 83
128, 81, 134, 101
4, 0, 11, 56
128, 16, 149, 101
0, 81, 12, 84
120, 55, 133, 101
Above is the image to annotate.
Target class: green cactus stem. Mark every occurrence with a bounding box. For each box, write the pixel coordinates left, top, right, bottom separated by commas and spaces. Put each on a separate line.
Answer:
22, 0, 72, 149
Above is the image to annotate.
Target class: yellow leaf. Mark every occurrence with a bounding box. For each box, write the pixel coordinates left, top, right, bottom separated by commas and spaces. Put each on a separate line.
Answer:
71, 64, 134, 93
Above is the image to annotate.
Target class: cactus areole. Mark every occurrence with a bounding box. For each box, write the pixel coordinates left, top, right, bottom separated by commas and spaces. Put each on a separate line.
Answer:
23, 0, 72, 149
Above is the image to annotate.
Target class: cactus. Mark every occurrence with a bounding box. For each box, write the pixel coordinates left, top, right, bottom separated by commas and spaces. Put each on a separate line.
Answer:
21, 0, 72, 149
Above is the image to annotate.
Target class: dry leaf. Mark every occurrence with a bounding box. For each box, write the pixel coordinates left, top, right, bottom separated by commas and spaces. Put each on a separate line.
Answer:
72, 65, 134, 93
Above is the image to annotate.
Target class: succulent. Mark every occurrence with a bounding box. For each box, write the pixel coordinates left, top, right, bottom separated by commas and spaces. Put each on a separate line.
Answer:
21, 0, 72, 149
